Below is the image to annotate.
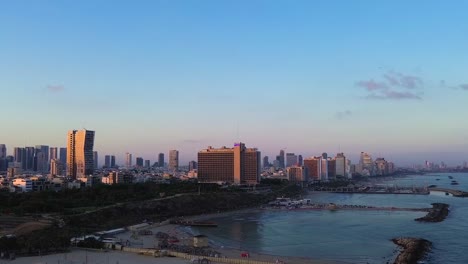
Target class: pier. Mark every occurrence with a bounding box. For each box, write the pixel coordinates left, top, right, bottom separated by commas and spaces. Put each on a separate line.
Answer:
428, 187, 468, 197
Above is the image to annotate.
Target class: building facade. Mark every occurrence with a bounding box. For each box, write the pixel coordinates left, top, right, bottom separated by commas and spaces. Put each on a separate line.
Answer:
286, 153, 298, 167
126, 153, 132, 168
286, 166, 308, 182
169, 150, 179, 170
197, 143, 261, 184
67, 130, 95, 179
158, 153, 164, 167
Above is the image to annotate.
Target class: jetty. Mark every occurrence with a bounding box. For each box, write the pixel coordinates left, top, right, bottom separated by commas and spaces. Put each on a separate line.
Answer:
428, 187, 468, 197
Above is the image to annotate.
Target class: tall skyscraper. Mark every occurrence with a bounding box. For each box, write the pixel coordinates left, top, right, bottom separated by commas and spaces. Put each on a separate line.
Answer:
105, 155, 111, 168
263, 156, 269, 168
0, 144, 6, 159
335, 153, 347, 178
93, 151, 98, 169
145, 160, 151, 168
111, 155, 116, 168
25, 147, 35, 171
49, 147, 58, 162
35, 145, 49, 173
136, 157, 144, 167
327, 158, 336, 180
14, 147, 24, 163
359, 152, 374, 176
169, 150, 179, 170
59, 147, 67, 164
286, 153, 298, 167
67, 129, 95, 179
198, 143, 261, 184
298, 155, 303, 166
279, 149, 285, 168
158, 153, 164, 167
126, 153, 132, 168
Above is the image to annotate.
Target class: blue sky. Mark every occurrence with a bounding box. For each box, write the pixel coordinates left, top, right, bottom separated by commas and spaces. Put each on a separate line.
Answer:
1, 0, 468, 166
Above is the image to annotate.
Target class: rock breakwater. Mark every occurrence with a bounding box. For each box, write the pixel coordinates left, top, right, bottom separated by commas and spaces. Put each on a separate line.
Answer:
415, 203, 449, 222
392, 237, 432, 264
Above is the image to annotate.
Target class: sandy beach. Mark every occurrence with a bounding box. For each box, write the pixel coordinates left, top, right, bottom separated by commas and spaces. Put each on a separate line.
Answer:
8, 249, 187, 264
8, 208, 341, 264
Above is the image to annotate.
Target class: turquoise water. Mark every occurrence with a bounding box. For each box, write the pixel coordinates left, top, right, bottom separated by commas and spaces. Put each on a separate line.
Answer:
192, 173, 468, 264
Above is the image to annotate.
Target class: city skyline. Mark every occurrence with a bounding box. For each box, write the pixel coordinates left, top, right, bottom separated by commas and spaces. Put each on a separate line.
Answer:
1, 1, 468, 165
0, 138, 465, 168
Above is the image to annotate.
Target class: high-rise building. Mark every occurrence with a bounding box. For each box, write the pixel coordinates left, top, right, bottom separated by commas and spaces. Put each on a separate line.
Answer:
158, 153, 164, 167
50, 159, 64, 176
335, 153, 347, 178
304, 157, 322, 181
93, 151, 98, 169
321, 158, 328, 181
189, 160, 198, 171
279, 150, 285, 168
105, 155, 111, 168
35, 145, 49, 173
359, 152, 374, 176
374, 158, 388, 176
0, 144, 6, 159
263, 156, 269, 168
67, 130, 95, 179
49, 147, 58, 162
126, 153, 132, 168
136, 157, 144, 167
111, 155, 116, 168
25, 147, 35, 171
145, 160, 151, 168
198, 143, 261, 184
14, 147, 24, 164
286, 153, 298, 167
286, 166, 308, 182
298, 155, 303, 166
169, 150, 179, 170
59, 147, 67, 164
327, 158, 336, 180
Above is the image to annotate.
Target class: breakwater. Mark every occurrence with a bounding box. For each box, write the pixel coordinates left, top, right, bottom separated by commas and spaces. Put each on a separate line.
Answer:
392, 237, 432, 264
414, 203, 449, 223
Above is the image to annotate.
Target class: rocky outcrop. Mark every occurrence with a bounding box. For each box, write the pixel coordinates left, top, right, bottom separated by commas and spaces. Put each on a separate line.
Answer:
415, 203, 449, 222
392, 237, 432, 264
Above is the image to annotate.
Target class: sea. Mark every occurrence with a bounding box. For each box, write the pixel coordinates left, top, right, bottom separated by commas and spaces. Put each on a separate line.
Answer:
191, 173, 468, 264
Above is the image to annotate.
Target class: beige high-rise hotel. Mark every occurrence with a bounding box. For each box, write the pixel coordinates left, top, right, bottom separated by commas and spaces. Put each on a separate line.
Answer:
67, 129, 95, 179
197, 142, 261, 184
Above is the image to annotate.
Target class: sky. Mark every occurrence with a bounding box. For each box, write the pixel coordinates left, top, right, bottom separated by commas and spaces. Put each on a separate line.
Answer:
1, 0, 468, 166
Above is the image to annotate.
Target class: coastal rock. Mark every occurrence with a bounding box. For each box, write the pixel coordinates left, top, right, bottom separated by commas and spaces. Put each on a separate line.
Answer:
392, 237, 432, 264
414, 203, 449, 222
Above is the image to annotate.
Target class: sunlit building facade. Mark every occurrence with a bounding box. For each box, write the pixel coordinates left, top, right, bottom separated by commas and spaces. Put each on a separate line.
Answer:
198, 143, 261, 184
67, 130, 95, 179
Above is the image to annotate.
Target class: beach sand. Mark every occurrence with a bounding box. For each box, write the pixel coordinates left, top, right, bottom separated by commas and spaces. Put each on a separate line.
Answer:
10, 208, 341, 264
8, 249, 187, 264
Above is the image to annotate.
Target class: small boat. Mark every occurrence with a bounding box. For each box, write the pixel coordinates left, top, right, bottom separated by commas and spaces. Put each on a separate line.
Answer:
448, 176, 453, 179
451, 182, 459, 185
445, 192, 449, 195
428, 185, 437, 188
436, 179, 440, 181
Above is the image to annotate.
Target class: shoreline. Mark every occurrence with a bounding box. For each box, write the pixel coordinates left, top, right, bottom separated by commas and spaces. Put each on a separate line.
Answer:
172, 207, 347, 264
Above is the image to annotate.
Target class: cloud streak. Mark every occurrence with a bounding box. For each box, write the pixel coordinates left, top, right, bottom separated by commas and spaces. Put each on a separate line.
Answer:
365, 91, 422, 100
335, 110, 352, 119
46, 85, 65, 93
356, 71, 423, 100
